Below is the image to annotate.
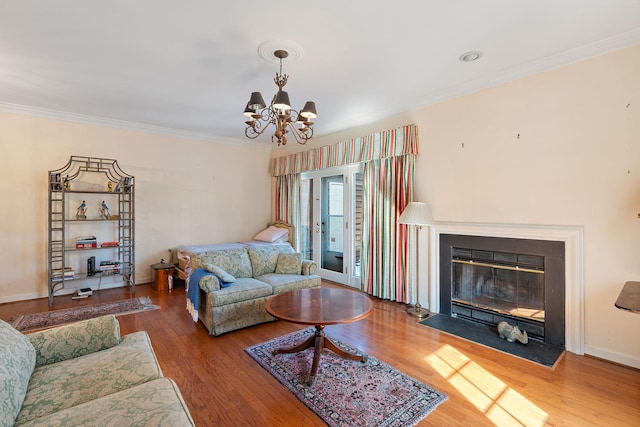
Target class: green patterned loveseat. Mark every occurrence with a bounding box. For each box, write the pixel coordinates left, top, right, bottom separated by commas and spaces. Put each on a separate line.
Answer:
0, 315, 194, 427
189, 243, 321, 336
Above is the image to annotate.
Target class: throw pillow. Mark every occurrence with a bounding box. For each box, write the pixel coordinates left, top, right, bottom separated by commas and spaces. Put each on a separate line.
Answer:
203, 263, 236, 285
253, 225, 289, 243
275, 253, 303, 275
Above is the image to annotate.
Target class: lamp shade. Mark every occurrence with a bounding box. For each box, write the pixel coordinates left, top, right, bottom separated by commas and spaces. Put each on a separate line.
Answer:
273, 90, 291, 110
397, 202, 434, 226
243, 102, 254, 117
248, 92, 266, 110
300, 101, 317, 119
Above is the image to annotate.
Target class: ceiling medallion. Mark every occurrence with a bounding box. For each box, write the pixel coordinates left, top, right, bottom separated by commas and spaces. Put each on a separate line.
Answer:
243, 48, 317, 146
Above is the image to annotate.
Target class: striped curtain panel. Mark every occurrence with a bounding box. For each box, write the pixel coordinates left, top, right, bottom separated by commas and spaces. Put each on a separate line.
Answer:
274, 173, 301, 251
362, 154, 414, 302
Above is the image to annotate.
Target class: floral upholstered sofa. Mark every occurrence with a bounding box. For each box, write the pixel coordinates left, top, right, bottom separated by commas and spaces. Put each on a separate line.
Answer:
188, 243, 321, 336
0, 315, 194, 427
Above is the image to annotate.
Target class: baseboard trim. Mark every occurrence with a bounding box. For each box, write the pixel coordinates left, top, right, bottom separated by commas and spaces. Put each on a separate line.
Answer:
584, 344, 640, 369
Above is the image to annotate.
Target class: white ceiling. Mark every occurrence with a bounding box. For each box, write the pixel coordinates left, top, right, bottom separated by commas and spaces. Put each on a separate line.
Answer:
1, 1, 639, 145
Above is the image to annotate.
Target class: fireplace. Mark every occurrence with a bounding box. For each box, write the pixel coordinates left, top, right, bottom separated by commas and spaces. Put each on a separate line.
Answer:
439, 234, 565, 347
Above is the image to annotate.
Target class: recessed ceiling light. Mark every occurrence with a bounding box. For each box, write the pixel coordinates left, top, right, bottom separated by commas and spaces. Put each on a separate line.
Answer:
459, 51, 483, 62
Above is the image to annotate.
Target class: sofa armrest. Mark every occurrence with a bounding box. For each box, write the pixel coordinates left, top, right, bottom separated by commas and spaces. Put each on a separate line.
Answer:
301, 259, 318, 275
199, 274, 221, 292
27, 315, 121, 367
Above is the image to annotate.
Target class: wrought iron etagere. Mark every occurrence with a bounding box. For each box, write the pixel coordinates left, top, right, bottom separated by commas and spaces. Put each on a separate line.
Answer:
48, 156, 135, 306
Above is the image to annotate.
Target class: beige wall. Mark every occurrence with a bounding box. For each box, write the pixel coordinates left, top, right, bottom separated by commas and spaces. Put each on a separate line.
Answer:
274, 44, 640, 367
0, 114, 272, 302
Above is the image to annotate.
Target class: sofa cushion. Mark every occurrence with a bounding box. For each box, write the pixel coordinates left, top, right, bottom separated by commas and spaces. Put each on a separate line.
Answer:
192, 248, 253, 278
27, 315, 121, 366
0, 319, 36, 427
202, 263, 236, 284
258, 273, 321, 294
16, 331, 162, 425
208, 278, 273, 307
301, 259, 318, 275
17, 378, 195, 427
247, 244, 295, 277
275, 253, 302, 275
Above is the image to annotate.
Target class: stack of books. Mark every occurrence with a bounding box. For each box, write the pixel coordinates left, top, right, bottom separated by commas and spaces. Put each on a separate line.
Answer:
99, 260, 122, 275
100, 241, 119, 248
52, 267, 74, 281
76, 236, 97, 249
73, 287, 93, 299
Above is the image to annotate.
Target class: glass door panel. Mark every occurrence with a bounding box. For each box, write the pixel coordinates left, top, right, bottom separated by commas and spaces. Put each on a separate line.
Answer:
321, 175, 344, 273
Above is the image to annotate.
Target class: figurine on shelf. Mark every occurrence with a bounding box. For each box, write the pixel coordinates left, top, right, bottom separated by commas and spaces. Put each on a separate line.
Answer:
63, 175, 70, 191
107, 181, 113, 192
99, 201, 110, 219
76, 200, 87, 220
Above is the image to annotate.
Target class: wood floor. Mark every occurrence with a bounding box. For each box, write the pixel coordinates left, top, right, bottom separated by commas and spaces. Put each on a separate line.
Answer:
1, 282, 639, 426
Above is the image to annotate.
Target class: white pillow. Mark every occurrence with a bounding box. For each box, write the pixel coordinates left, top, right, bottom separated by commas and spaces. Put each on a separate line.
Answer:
254, 226, 289, 243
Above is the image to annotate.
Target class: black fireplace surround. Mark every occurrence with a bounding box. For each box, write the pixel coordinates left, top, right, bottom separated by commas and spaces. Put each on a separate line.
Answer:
440, 234, 565, 347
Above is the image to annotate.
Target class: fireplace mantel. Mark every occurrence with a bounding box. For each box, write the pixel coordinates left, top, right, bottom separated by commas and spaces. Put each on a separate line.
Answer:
427, 222, 584, 354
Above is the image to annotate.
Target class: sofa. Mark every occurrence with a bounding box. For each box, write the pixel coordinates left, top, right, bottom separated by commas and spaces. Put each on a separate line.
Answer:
189, 243, 321, 336
0, 315, 194, 427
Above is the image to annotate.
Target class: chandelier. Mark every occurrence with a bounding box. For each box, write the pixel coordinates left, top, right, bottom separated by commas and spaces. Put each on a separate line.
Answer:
243, 49, 317, 146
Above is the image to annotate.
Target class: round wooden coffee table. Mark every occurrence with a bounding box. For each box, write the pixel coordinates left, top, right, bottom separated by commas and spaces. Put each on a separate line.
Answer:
266, 287, 374, 385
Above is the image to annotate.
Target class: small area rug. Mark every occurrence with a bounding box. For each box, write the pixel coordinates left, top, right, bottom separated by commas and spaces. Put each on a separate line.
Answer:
420, 314, 565, 368
245, 328, 447, 427
9, 297, 159, 332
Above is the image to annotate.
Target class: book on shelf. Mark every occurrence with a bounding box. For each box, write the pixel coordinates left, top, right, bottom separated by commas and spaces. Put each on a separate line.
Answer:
51, 267, 74, 277
99, 260, 122, 273
101, 241, 120, 247
52, 267, 74, 279
76, 236, 97, 249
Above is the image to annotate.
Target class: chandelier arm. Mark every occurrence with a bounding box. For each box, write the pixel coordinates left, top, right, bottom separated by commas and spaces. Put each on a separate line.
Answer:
244, 108, 277, 139
285, 121, 314, 145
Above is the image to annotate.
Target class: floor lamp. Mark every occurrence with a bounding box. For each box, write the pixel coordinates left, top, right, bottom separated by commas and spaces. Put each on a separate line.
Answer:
398, 202, 434, 318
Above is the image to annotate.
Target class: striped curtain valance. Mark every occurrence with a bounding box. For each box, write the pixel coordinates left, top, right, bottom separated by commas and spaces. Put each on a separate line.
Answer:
271, 124, 418, 176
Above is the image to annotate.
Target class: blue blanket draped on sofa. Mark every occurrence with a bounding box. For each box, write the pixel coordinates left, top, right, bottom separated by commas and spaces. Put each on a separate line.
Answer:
186, 268, 213, 322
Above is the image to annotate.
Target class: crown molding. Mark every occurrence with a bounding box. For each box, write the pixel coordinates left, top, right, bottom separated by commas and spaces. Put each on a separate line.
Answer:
419, 28, 640, 109
0, 102, 272, 151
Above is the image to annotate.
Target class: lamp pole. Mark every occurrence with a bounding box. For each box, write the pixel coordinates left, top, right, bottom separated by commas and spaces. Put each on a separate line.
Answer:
397, 202, 434, 319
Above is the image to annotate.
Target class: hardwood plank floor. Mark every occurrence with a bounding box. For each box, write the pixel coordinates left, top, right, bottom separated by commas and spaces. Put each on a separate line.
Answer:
1, 282, 639, 426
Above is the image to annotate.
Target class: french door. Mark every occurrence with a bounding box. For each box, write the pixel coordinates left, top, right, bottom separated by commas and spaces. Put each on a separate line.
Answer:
300, 165, 363, 288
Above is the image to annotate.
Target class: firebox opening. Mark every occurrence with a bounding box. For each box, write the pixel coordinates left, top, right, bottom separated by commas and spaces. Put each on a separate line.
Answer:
451, 247, 546, 340
440, 234, 565, 348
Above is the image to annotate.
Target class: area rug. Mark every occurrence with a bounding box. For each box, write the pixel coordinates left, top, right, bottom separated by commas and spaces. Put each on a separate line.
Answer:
420, 314, 565, 368
245, 328, 447, 427
9, 297, 159, 332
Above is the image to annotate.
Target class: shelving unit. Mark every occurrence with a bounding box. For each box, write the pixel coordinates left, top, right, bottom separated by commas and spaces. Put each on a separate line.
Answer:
48, 156, 135, 306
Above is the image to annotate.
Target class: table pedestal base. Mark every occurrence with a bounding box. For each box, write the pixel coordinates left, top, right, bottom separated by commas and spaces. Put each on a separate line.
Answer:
273, 325, 366, 385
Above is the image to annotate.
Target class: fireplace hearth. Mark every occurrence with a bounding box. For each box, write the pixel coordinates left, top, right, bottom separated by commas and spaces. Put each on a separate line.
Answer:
440, 234, 565, 347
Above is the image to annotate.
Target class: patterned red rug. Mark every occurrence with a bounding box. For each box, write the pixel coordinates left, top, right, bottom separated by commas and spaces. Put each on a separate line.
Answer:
9, 297, 159, 332
245, 328, 447, 427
